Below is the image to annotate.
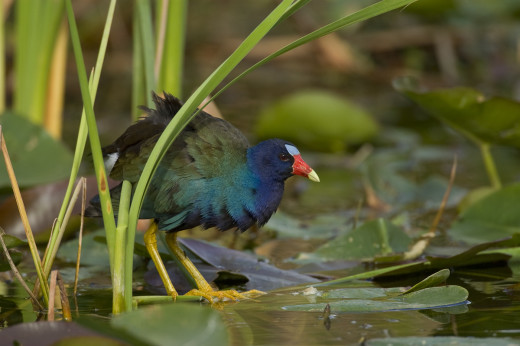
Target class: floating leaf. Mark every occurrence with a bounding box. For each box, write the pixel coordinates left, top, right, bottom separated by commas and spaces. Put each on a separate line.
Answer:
255, 90, 379, 152
402, 269, 450, 294
263, 211, 350, 239
449, 183, 520, 244
295, 219, 411, 262
57, 229, 111, 281
0, 111, 73, 187
0, 321, 134, 345
393, 76, 520, 147
111, 304, 228, 346
283, 286, 468, 312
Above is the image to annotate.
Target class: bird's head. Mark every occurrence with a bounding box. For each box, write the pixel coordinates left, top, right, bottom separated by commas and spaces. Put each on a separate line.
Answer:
247, 139, 320, 183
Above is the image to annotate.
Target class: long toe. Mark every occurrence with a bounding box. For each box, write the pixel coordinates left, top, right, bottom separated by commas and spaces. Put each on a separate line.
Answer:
184, 288, 266, 304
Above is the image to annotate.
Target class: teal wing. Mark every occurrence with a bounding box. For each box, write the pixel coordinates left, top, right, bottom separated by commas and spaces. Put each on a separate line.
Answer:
104, 94, 250, 222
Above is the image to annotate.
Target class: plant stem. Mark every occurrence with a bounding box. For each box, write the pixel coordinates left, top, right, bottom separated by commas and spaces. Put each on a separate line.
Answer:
157, 0, 187, 97
43, 0, 117, 281
0, 129, 49, 304
136, 0, 156, 107
66, 0, 117, 269
114, 180, 132, 313
480, 143, 501, 189
132, 3, 145, 120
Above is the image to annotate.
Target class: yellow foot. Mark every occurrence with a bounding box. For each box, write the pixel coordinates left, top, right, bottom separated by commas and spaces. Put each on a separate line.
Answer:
184, 288, 265, 304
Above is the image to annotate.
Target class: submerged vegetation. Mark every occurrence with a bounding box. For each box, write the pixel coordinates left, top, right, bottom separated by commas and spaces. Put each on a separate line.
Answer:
1, 0, 520, 344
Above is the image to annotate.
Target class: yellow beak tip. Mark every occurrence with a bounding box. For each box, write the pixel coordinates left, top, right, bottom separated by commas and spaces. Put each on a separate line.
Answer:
308, 169, 320, 182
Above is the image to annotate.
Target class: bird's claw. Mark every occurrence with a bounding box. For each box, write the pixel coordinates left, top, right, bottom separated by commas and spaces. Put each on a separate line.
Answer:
184, 288, 265, 304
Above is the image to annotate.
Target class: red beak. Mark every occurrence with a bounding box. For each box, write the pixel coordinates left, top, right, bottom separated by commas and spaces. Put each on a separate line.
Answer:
292, 154, 320, 182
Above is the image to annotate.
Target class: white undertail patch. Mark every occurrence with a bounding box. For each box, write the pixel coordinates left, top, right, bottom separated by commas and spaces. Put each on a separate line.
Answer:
285, 144, 300, 156
104, 152, 119, 173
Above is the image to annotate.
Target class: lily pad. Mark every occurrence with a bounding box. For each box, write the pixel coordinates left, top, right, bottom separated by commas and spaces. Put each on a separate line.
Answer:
449, 183, 520, 244
0, 111, 73, 187
0, 321, 133, 346
402, 269, 450, 294
111, 303, 228, 346
282, 285, 469, 312
255, 90, 379, 153
393, 76, 520, 147
295, 219, 411, 262
263, 211, 350, 239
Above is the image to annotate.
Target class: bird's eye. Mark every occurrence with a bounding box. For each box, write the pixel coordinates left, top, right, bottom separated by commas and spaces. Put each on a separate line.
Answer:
279, 153, 290, 162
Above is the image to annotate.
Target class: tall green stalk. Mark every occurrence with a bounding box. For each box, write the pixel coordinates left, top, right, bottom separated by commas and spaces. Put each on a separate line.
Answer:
113, 180, 132, 314
14, 0, 65, 125
65, 0, 117, 274
132, 4, 146, 120
156, 0, 187, 97
136, 0, 156, 108
43, 0, 118, 279
208, 0, 418, 106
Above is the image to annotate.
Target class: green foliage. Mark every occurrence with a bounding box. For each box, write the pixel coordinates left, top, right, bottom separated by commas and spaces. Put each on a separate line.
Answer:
283, 270, 467, 312
14, 0, 66, 126
255, 90, 379, 152
0, 111, 73, 187
393, 76, 520, 188
283, 285, 468, 312
402, 268, 450, 294
111, 304, 229, 346
393, 76, 520, 147
296, 219, 411, 262
450, 183, 520, 244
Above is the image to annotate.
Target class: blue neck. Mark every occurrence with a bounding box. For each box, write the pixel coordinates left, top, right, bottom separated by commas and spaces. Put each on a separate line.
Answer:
245, 147, 286, 225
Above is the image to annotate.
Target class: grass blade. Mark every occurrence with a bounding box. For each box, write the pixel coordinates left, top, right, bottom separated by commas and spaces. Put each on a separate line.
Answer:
66, 0, 117, 270
0, 127, 49, 304
43, 0, 118, 279
209, 0, 418, 105
156, 0, 187, 97
0, 228, 44, 310
136, 0, 156, 107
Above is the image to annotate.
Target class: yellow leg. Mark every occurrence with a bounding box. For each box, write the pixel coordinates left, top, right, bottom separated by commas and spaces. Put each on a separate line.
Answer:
165, 232, 265, 304
144, 222, 178, 299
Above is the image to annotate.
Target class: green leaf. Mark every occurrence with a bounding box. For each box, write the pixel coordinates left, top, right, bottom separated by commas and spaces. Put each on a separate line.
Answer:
0, 248, 22, 272
111, 304, 229, 346
297, 219, 411, 262
0, 234, 26, 248
214, 0, 418, 101
282, 286, 468, 312
393, 76, 520, 147
255, 90, 379, 152
0, 112, 73, 187
449, 183, 520, 244
264, 212, 350, 239
402, 269, 450, 294
58, 230, 110, 267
